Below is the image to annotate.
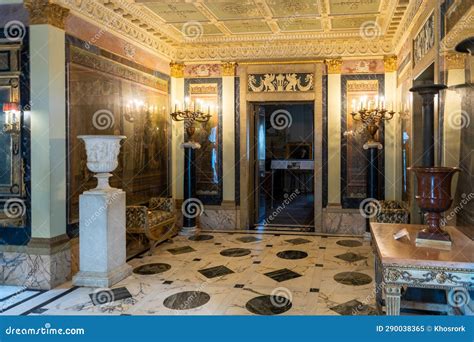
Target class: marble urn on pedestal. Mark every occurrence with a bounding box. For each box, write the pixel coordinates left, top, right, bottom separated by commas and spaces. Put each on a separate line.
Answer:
73, 135, 132, 288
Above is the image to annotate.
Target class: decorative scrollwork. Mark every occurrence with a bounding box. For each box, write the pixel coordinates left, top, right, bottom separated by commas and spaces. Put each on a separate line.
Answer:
248, 73, 313, 92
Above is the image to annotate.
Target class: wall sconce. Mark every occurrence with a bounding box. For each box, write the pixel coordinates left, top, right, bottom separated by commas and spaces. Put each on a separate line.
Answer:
3, 102, 20, 135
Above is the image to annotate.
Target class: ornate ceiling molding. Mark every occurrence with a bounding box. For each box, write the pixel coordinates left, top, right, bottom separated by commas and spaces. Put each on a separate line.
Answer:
176, 39, 393, 62
25, 0, 70, 30
56, 0, 175, 60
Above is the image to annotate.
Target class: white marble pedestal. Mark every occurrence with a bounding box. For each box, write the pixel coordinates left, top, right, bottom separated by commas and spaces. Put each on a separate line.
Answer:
73, 189, 131, 288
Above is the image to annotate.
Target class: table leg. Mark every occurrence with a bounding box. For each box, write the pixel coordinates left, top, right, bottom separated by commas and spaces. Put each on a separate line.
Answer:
374, 256, 383, 314
385, 284, 401, 315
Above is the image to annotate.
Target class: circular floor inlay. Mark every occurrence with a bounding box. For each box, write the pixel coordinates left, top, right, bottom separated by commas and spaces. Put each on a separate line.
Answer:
133, 263, 171, 275
220, 248, 252, 257
277, 250, 308, 260
163, 291, 211, 310
188, 234, 214, 241
336, 240, 363, 247
246, 295, 292, 315
334, 272, 372, 286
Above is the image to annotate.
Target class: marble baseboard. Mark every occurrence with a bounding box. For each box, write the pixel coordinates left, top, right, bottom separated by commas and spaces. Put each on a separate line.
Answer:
323, 210, 365, 235
0, 248, 71, 290
198, 208, 240, 230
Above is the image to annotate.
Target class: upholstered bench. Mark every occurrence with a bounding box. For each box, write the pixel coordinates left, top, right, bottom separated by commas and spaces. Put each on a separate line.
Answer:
126, 197, 177, 255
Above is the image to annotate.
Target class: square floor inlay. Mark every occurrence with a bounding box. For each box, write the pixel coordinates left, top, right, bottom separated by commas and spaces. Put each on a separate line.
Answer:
89, 287, 132, 306
264, 268, 302, 282
330, 299, 377, 316
334, 252, 367, 263
234, 284, 244, 288
285, 238, 311, 245
167, 246, 195, 255
199, 265, 234, 278
237, 236, 262, 243
163, 280, 173, 285
310, 288, 319, 293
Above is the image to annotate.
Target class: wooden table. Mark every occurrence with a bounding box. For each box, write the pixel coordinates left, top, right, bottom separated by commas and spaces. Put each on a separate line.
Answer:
370, 223, 473, 315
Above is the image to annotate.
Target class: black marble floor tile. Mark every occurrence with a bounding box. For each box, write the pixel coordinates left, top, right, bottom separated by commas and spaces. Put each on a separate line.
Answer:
234, 284, 245, 288
264, 268, 302, 282
163, 280, 173, 285
334, 252, 367, 263
189, 234, 214, 241
319, 247, 326, 249
330, 299, 377, 315
89, 287, 132, 306
214, 242, 222, 246
336, 240, 363, 247
193, 258, 201, 261
199, 265, 234, 279
167, 246, 196, 255
310, 288, 319, 293
246, 295, 292, 315
314, 263, 324, 267
133, 263, 171, 275
220, 248, 251, 257
266, 244, 273, 247
285, 238, 311, 245
163, 291, 211, 310
237, 236, 262, 243
333, 272, 372, 286
253, 261, 261, 264
277, 250, 308, 260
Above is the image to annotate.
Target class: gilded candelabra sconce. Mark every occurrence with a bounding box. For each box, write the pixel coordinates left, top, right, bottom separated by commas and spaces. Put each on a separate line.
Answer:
170, 97, 212, 141
3, 102, 21, 135
350, 96, 395, 146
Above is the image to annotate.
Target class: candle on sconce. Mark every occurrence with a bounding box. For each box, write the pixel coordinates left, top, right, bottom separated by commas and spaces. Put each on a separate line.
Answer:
351, 99, 356, 112
380, 96, 385, 109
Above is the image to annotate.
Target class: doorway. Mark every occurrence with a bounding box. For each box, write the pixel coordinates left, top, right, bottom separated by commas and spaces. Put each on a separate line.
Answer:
253, 102, 315, 231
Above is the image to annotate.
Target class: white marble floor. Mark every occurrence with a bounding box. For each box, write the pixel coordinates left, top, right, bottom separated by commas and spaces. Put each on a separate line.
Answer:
1, 231, 380, 316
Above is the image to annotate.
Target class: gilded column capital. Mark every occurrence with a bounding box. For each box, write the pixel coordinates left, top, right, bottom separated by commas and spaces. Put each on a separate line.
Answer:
325, 59, 343, 74
445, 53, 465, 70
383, 55, 397, 72
24, 0, 69, 30
170, 62, 185, 78
221, 62, 236, 76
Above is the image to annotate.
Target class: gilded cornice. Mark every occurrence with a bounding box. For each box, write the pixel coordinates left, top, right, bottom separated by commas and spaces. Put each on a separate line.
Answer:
24, 0, 69, 30
383, 56, 397, 72
325, 59, 343, 74
221, 62, 236, 77
170, 62, 184, 78
445, 53, 466, 70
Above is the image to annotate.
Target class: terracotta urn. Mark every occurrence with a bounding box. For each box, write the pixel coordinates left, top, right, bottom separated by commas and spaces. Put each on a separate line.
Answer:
408, 166, 460, 241
78, 135, 126, 190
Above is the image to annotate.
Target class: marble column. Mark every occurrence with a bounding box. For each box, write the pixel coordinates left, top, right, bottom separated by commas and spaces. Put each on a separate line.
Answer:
383, 56, 398, 200
11, 0, 71, 290
221, 62, 236, 205
325, 59, 342, 207
170, 62, 185, 203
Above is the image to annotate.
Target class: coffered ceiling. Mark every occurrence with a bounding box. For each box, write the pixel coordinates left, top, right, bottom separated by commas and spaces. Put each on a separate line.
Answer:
59, 0, 414, 61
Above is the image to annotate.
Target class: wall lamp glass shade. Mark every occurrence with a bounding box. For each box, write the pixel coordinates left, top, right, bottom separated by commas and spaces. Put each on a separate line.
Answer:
3, 102, 21, 134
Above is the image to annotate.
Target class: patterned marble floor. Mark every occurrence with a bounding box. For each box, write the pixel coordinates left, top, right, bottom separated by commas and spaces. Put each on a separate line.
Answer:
1, 231, 379, 316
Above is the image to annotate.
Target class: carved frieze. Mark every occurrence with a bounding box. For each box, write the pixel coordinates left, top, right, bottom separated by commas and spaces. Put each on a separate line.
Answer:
383, 266, 473, 288
325, 59, 343, 74
70, 46, 168, 92
445, 53, 466, 70
247, 73, 314, 92
24, 0, 70, 30
413, 14, 435, 66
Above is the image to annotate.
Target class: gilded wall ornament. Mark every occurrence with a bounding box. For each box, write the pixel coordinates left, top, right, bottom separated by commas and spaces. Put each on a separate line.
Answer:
24, 0, 69, 30
383, 56, 397, 72
221, 62, 236, 77
248, 73, 313, 92
325, 59, 343, 74
170, 62, 185, 78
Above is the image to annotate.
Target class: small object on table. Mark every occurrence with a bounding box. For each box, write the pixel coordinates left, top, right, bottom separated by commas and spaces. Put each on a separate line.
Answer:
393, 228, 410, 241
